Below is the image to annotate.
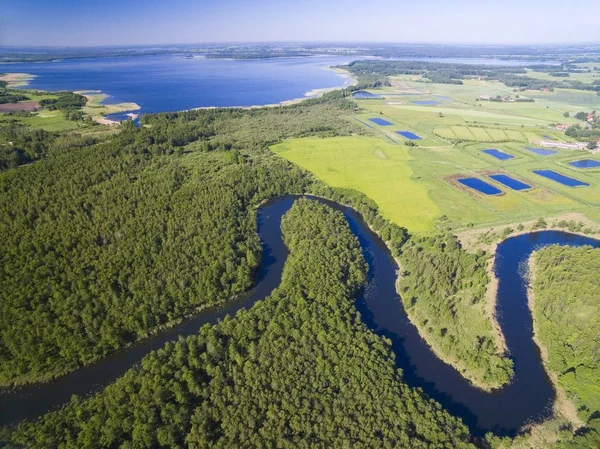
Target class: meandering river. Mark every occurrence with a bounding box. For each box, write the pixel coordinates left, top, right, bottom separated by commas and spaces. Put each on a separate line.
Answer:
1, 196, 598, 436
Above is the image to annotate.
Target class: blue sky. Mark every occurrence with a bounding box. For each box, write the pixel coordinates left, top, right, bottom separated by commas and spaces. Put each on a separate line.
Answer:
1, 0, 598, 46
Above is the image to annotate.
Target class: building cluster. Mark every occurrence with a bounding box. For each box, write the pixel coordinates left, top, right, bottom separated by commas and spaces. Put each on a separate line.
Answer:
539, 140, 589, 150
477, 95, 516, 102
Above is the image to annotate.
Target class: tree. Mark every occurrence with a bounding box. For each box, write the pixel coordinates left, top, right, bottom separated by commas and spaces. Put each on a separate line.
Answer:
563, 111, 570, 117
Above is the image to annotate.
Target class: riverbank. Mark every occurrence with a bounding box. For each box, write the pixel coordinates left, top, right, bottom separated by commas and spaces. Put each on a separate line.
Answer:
527, 255, 583, 429
394, 263, 508, 392
455, 213, 600, 387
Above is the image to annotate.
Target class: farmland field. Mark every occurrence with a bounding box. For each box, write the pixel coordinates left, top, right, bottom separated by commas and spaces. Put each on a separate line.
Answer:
275, 74, 600, 232
272, 136, 439, 232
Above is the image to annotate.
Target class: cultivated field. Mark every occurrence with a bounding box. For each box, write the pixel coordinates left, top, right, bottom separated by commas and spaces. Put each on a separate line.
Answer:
275, 76, 600, 234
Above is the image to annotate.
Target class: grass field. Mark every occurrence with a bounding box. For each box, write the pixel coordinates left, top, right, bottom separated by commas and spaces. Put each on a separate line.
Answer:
274, 75, 600, 234
272, 136, 440, 233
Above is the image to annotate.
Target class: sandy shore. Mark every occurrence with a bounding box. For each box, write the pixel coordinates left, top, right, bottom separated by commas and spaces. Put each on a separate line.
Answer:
76, 90, 140, 126
0, 72, 36, 88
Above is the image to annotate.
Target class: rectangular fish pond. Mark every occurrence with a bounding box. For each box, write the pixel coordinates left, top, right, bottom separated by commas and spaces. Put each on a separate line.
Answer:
482, 148, 514, 161
411, 100, 441, 106
568, 159, 600, 169
525, 147, 558, 156
368, 117, 393, 126
533, 170, 589, 187
489, 174, 532, 191
396, 130, 421, 140
458, 177, 503, 195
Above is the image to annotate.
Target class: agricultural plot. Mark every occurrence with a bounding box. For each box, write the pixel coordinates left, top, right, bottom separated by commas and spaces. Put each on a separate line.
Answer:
272, 136, 440, 232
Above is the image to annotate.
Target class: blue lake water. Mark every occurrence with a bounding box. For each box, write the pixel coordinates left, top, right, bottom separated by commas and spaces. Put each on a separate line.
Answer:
458, 177, 503, 195
396, 130, 421, 140
433, 95, 453, 101
369, 117, 393, 126
0, 55, 353, 114
569, 159, 600, 168
533, 170, 589, 187
482, 148, 514, 161
352, 91, 381, 99
525, 147, 558, 156
411, 100, 441, 106
489, 174, 531, 191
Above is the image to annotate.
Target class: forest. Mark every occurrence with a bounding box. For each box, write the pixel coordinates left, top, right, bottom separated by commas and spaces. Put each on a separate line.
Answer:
532, 246, 600, 424
1, 200, 475, 449
0, 96, 371, 386
0, 124, 60, 170
398, 234, 513, 390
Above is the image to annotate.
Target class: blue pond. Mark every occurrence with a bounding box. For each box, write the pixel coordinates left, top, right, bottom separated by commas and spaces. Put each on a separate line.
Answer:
369, 117, 394, 126
352, 91, 381, 99
412, 100, 441, 106
569, 159, 600, 169
542, 135, 553, 140
482, 148, 514, 161
434, 95, 453, 101
525, 147, 558, 156
533, 170, 589, 187
458, 178, 503, 195
489, 174, 531, 191
396, 130, 421, 140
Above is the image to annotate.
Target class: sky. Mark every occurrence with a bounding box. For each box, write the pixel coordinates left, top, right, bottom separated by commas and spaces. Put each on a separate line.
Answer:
0, 0, 598, 47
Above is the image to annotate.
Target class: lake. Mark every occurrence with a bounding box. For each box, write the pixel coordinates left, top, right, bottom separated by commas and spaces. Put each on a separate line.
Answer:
0, 55, 354, 114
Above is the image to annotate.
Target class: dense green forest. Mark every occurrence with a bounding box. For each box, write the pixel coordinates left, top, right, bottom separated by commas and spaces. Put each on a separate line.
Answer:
0, 97, 368, 386
0, 124, 64, 170
398, 234, 513, 389
532, 246, 600, 423
1, 200, 474, 449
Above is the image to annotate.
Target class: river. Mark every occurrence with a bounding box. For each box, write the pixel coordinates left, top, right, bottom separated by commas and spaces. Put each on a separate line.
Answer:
1, 196, 598, 437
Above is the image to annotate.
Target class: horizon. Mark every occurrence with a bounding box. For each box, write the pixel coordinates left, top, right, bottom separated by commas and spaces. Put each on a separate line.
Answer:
2, 41, 600, 50
1, 0, 599, 47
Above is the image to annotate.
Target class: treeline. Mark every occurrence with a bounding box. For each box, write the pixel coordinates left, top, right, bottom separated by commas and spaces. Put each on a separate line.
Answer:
0, 96, 368, 386
0, 92, 29, 104
532, 246, 600, 423
1, 200, 474, 449
344, 60, 528, 86
398, 234, 514, 389
344, 60, 600, 93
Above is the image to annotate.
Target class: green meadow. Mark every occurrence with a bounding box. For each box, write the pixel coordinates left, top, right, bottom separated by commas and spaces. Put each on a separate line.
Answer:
272, 136, 440, 233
